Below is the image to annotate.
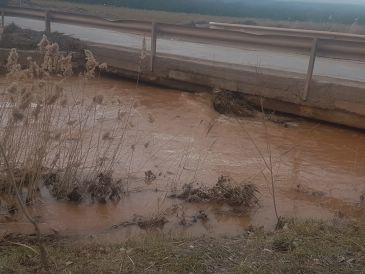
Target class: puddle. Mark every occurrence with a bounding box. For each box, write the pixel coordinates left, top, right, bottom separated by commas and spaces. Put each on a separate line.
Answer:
0, 77, 364, 237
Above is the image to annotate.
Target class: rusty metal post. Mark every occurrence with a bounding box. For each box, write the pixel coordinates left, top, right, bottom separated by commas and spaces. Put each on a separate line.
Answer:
150, 21, 157, 72
45, 10, 51, 33
302, 38, 318, 101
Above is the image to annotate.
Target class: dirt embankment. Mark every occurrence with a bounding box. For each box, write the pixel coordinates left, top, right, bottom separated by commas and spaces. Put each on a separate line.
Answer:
0, 23, 86, 52
0, 24, 87, 74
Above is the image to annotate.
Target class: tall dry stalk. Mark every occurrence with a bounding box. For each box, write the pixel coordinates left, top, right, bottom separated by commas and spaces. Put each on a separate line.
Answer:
0, 143, 49, 270
234, 112, 279, 221
259, 101, 279, 221
247, 67, 280, 221
0, 35, 134, 206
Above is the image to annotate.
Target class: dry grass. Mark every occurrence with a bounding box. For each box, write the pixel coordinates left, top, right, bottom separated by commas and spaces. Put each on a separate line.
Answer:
0, 35, 131, 215
28, 0, 365, 33
0, 218, 364, 273
0, 34, 141, 269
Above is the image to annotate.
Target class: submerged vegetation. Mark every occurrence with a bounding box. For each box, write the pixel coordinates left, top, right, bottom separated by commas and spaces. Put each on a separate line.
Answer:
213, 90, 257, 118
171, 175, 259, 210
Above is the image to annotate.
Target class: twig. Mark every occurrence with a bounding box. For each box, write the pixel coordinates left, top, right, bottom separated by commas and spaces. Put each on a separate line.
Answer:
127, 254, 135, 270
6, 241, 40, 255
260, 101, 279, 221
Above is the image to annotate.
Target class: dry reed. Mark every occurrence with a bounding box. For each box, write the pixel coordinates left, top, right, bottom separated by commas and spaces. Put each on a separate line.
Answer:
0, 35, 127, 214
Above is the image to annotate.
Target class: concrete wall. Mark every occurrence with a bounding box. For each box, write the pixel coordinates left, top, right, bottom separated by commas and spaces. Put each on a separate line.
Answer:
88, 44, 365, 129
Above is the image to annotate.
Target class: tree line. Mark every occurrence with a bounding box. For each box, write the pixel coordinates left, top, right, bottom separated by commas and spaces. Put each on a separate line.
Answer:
62, 0, 365, 24
2, 0, 365, 24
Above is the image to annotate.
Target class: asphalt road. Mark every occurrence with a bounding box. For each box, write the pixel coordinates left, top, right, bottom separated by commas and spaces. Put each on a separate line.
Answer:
5, 16, 365, 82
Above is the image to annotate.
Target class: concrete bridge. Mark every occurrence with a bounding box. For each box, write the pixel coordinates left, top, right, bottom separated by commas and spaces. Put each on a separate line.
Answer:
1, 7, 365, 129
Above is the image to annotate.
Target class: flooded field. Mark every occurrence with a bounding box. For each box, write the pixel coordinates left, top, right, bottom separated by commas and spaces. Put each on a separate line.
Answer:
1, 76, 364, 238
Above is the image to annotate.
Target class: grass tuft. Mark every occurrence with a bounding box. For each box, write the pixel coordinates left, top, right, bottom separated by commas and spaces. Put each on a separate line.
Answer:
0, 219, 364, 273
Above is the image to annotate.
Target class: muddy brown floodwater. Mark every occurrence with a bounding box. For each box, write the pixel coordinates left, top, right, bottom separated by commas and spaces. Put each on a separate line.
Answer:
1, 76, 365, 238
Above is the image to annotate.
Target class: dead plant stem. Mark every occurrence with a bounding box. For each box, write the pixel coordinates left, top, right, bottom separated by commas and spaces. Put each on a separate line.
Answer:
0, 143, 49, 270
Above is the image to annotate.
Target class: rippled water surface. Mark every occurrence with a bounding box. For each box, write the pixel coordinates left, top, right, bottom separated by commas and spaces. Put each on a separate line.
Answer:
1, 77, 364, 237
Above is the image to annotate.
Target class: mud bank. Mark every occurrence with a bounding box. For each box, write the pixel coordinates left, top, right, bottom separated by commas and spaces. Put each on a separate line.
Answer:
0, 23, 86, 52
0, 24, 86, 74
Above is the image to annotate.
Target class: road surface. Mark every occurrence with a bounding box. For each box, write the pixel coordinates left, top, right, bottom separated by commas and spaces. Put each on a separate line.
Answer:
5, 16, 365, 82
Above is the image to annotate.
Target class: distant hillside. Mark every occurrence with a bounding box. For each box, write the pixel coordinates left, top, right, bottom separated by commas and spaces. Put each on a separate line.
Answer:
61, 0, 365, 23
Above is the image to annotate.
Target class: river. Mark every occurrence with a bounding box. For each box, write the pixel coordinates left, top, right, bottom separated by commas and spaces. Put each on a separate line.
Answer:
1, 77, 363, 238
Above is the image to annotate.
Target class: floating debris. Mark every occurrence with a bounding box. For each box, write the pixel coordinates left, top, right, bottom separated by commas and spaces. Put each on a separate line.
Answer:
172, 176, 259, 210
213, 90, 256, 117
67, 187, 82, 202
112, 214, 168, 230
144, 170, 157, 184
88, 173, 123, 204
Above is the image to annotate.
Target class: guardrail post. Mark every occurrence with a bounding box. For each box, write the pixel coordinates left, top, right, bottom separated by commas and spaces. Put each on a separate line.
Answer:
150, 21, 157, 72
45, 10, 51, 33
1, 9, 4, 28
302, 38, 318, 101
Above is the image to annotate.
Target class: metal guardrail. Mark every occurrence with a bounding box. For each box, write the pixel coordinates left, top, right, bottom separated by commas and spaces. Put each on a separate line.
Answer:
2, 7, 152, 34
1, 6, 365, 100
208, 22, 365, 42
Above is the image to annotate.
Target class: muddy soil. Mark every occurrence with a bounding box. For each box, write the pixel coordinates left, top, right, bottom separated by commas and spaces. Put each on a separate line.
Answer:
0, 23, 87, 52
0, 24, 87, 74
